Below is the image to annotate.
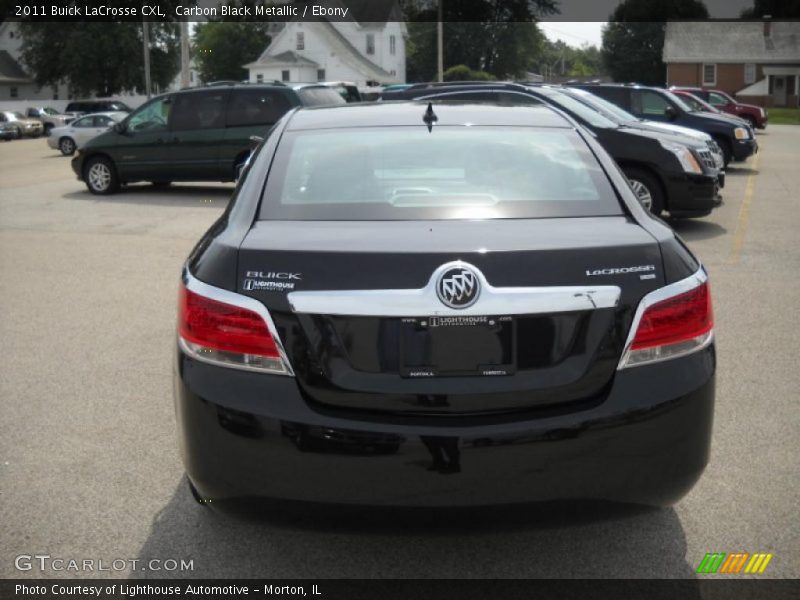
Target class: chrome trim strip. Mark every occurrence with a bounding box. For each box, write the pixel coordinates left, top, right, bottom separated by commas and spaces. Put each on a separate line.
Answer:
181, 268, 295, 377
617, 265, 711, 370
288, 261, 620, 317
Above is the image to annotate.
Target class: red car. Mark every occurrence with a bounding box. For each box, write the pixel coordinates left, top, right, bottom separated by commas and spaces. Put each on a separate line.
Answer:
671, 87, 767, 129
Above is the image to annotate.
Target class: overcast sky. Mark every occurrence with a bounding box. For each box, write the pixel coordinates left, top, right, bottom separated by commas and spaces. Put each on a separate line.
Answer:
539, 22, 605, 47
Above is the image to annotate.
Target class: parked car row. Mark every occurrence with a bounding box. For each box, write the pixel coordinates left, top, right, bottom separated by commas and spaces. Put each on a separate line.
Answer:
0, 100, 133, 140
61, 80, 759, 224
670, 86, 768, 129
390, 83, 727, 218
379, 81, 756, 220
0, 110, 45, 138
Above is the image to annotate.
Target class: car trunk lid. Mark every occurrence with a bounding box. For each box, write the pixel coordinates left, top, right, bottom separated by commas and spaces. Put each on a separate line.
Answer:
237, 217, 664, 416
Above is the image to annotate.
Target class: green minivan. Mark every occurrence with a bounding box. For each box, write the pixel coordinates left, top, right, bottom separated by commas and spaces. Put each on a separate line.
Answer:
71, 83, 345, 194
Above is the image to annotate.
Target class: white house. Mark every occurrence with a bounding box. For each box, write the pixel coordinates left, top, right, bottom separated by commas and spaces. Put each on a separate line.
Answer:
244, 0, 406, 87
0, 22, 69, 101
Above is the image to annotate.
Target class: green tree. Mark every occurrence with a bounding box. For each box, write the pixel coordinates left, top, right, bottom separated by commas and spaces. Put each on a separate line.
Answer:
535, 39, 605, 80
443, 64, 496, 81
193, 1, 273, 83
18, 21, 179, 97
193, 21, 272, 83
403, 0, 557, 81
601, 0, 709, 86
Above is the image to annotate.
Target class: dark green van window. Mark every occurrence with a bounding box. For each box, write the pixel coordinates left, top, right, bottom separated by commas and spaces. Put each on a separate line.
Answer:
170, 91, 227, 131
226, 89, 293, 127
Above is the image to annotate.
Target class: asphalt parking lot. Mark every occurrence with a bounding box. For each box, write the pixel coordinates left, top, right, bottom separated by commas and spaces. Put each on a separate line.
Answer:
1, 128, 798, 580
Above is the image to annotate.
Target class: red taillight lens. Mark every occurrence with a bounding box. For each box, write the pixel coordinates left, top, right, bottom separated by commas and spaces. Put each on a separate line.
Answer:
631, 282, 713, 350
179, 286, 279, 357
620, 278, 714, 369
178, 283, 289, 374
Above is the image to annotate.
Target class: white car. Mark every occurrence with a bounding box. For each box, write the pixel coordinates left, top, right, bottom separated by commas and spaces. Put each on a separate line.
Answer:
47, 112, 127, 156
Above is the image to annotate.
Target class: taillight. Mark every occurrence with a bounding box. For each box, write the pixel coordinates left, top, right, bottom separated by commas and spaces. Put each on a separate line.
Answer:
177, 276, 292, 375
619, 270, 713, 369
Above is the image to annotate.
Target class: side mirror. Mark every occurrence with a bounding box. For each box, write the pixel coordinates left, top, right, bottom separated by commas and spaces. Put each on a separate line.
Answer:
113, 122, 127, 134
664, 105, 678, 121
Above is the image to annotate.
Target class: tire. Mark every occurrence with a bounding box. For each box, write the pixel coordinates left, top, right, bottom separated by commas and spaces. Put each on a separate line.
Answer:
623, 167, 665, 216
150, 181, 172, 188
83, 156, 119, 195
13, 127, 22, 140
59, 137, 76, 156
714, 136, 733, 166
44, 123, 53, 136
744, 116, 758, 130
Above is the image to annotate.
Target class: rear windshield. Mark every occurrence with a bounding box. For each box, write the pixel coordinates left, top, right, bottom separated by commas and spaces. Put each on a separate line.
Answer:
296, 87, 347, 107
259, 126, 621, 220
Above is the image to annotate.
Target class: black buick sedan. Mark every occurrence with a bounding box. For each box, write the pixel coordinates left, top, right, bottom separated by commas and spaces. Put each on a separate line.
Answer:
175, 102, 715, 508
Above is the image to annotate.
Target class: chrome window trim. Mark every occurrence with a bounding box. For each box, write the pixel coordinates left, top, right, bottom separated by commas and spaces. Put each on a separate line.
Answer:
288, 261, 620, 317
617, 265, 712, 370
180, 268, 295, 377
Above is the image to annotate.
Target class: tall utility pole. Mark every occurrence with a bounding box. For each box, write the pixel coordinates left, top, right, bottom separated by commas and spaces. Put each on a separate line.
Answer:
437, 0, 444, 82
180, 20, 190, 88
142, 19, 152, 98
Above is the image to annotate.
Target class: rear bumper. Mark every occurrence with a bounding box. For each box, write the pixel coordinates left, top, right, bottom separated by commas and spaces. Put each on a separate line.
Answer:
664, 172, 718, 218
174, 345, 715, 508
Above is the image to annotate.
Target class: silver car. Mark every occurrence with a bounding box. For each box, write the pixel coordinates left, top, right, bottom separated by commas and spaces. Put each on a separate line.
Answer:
47, 112, 127, 156
26, 107, 74, 136
0, 111, 44, 138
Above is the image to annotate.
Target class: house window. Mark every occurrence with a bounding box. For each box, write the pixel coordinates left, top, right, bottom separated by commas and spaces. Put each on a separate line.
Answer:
702, 63, 716, 86
366, 34, 375, 55
256, 73, 264, 83
282, 70, 290, 82
389, 35, 396, 55
10, 87, 18, 98
317, 69, 326, 81
744, 63, 756, 85
296, 32, 304, 51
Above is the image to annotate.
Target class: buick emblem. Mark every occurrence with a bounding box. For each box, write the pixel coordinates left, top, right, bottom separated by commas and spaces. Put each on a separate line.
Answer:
436, 265, 480, 309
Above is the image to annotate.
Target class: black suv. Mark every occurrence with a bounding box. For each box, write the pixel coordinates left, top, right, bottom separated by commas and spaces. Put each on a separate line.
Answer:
570, 84, 757, 165
72, 83, 345, 194
383, 82, 720, 218
65, 100, 133, 116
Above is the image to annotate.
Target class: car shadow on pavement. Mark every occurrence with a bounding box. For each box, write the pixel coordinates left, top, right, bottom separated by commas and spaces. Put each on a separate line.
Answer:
133, 479, 703, 585
61, 185, 234, 208
669, 218, 727, 242
724, 165, 759, 177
